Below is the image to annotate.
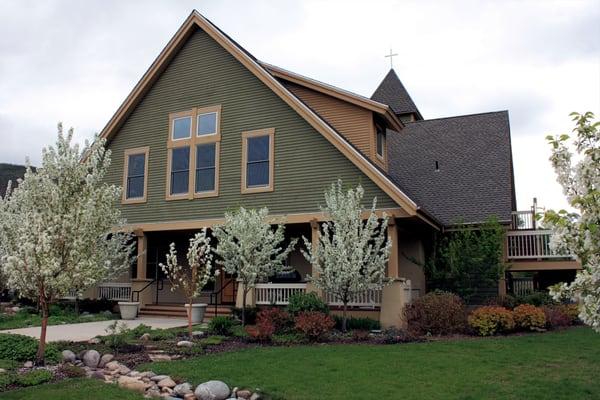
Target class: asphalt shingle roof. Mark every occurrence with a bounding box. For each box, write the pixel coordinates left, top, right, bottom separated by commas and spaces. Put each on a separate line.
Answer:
387, 111, 516, 227
371, 69, 422, 119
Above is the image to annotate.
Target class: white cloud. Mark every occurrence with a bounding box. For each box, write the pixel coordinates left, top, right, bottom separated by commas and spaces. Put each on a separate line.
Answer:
0, 0, 598, 213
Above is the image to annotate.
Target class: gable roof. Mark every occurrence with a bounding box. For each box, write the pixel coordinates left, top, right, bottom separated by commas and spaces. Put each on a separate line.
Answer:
99, 10, 419, 216
387, 111, 516, 227
371, 69, 422, 120
261, 62, 404, 131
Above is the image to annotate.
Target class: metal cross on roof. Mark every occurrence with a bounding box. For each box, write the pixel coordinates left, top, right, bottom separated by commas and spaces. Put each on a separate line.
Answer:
385, 48, 398, 69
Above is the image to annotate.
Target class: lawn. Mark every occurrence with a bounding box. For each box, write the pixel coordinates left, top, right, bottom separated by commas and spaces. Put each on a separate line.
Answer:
2, 327, 599, 399
0, 379, 141, 400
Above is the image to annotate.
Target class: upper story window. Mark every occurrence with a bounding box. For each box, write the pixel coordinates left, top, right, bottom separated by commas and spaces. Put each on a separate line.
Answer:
376, 126, 386, 159
122, 146, 149, 204
167, 106, 221, 200
242, 128, 274, 194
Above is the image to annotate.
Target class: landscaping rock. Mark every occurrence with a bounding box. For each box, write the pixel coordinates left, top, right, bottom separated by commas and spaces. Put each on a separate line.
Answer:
151, 375, 170, 382
195, 380, 230, 400
158, 377, 177, 388
23, 361, 33, 368
98, 353, 114, 368
140, 333, 151, 341
0, 368, 6, 374
192, 331, 205, 337
249, 393, 261, 400
140, 371, 156, 378
82, 350, 101, 368
118, 376, 147, 393
236, 390, 252, 399
62, 349, 76, 363
174, 382, 193, 396
88, 337, 101, 345
183, 394, 197, 400
105, 361, 120, 371
91, 370, 105, 380
146, 388, 161, 397
177, 340, 194, 347
119, 364, 132, 375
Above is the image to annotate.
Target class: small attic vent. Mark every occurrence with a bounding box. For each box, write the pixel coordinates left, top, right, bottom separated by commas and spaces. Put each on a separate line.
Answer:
435, 161, 440, 172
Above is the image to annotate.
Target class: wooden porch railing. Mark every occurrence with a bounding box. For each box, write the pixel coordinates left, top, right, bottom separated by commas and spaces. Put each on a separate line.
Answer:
506, 230, 572, 260
255, 283, 307, 305
97, 282, 132, 301
325, 288, 383, 308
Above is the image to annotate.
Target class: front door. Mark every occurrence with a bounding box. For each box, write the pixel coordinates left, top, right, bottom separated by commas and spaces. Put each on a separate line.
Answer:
220, 270, 236, 304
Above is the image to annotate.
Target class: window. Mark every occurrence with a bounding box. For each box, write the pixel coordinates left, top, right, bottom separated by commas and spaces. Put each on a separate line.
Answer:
242, 128, 274, 193
376, 127, 386, 158
172, 116, 192, 140
122, 147, 149, 204
167, 106, 221, 200
170, 146, 190, 195
195, 142, 218, 194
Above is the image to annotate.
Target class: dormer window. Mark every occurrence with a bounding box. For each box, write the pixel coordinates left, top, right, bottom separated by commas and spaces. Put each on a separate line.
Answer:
376, 126, 386, 159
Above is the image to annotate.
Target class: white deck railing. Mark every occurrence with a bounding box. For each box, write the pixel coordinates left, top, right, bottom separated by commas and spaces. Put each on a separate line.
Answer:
97, 282, 132, 301
511, 210, 537, 230
325, 289, 382, 308
255, 283, 307, 305
506, 230, 572, 260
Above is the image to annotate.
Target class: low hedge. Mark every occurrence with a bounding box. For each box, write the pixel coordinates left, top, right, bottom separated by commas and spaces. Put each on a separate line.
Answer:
404, 291, 467, 335
468, 306, 515, 336
513, 304, 546, 331
0, 333, 59, 363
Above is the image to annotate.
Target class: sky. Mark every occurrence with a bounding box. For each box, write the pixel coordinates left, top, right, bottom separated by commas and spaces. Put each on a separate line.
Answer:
0, 0, 598, 212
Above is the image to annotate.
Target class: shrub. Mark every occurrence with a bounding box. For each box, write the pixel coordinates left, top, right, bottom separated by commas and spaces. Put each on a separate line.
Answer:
57, 364, 86, 378
232, 307, 259, 325
287, 292, 329, 316
404, 291, 467, 335
351, 330, 371, 341
0, 359, 18, 370
542, 305, 572, 328
378, 327, 418, 344
78, 298, 117, 314
294, 311, 335, 341
0, 333, 59, 363
208, 316, 235, 336
468, 306, 515, 336
0, 372, 16, 390
516, 291, 557, 307
513, 304, 546, 331
333, 316, 380, 331
103, 321, 130, 350
16, 369, 53, 386
257, 308, 292, 334
561, 303, 580, 324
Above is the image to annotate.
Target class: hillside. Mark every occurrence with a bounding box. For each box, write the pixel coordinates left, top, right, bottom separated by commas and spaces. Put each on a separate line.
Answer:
0, 163, 28, 197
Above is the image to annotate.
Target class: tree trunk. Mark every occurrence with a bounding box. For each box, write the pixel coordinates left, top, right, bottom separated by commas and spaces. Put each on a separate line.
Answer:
187, 297, 193, 340
242, 287, 248, 326
342, 301, 348, 332
75, 297, 79, 315
36, 300, 49, 366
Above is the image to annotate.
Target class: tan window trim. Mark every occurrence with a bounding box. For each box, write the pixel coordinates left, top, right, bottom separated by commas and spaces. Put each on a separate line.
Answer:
241, 128, 274, 194
122, 146, 150, 204
166, 106, 221, 200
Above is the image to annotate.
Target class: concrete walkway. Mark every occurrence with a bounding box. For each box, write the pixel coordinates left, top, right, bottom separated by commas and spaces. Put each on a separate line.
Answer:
1, 317, 188, 342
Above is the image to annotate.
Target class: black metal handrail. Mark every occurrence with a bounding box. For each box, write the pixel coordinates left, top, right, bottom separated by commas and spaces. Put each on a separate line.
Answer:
209, 277, 237, 316
131, 279, 163, 303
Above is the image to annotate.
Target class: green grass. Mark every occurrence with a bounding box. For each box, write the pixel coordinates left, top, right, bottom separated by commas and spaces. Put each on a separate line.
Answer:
143, 327, 600, 400
1, 328, 599, 399
0, 379, 141, 399
0, 310, 116, 330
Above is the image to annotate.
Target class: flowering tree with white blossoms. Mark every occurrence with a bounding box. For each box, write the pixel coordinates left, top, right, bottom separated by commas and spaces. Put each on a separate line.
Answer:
302, 180, 391, 332
0, 124, 135, 364
160, 229, 217, 338
544, 112, 600, 332
213, 207, 297, 326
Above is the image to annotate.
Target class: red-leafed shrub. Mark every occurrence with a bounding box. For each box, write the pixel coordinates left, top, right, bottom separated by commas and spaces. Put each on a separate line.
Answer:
256, 307, 292, 340
403, 291, 467, 335
542, 305, 572, 328
294, 311, 335, 341
513, 304, 546, 331
561, 303, 580, 324
468, 306, 515, 336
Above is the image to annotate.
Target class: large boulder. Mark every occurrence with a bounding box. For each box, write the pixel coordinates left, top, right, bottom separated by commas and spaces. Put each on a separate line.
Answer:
118, 376, 146, 393
158, 377, 177, 388
195, 380, 230, 400
82, 350, 101, 368
177, 340, 194, 348
61, 350, 76, 363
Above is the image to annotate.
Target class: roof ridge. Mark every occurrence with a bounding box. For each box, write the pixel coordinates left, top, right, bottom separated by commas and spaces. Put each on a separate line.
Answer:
411, 110, 508, 123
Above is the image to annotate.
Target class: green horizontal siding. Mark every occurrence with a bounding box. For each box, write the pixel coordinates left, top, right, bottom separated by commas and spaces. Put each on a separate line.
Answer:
105, 27, 397, 224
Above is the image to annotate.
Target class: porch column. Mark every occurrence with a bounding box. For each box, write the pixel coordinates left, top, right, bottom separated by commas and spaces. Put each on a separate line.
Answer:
387, 218, 399, 278
306, 219, 323, 297
135, 230, 147, 280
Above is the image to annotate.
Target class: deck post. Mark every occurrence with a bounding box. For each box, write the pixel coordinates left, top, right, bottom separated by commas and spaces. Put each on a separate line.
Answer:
134, 230, 147, 280
306, 219, 323, 298
387, 218, 399, 278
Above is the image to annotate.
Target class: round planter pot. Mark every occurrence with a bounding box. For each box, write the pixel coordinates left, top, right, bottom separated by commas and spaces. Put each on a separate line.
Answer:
118, 302, 140, 320
185, 303, 207, 324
